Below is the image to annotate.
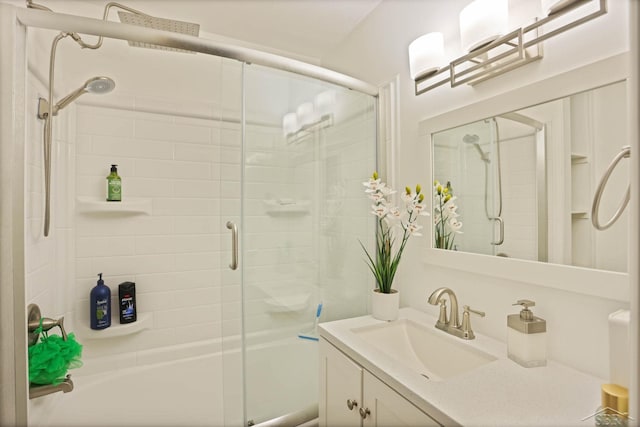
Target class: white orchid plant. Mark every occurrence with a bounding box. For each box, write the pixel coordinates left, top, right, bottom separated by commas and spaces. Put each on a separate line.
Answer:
361, 172, 429, 294
433, 180, 463, 250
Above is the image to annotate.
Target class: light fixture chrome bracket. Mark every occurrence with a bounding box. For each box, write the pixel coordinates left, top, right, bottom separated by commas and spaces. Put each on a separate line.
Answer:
415, 0, 607, 95
286, 114, 334, 144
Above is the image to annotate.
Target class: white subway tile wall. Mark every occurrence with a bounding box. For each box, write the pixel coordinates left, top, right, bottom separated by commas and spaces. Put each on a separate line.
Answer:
74, 99, 237, 360
25, 60, 76, 424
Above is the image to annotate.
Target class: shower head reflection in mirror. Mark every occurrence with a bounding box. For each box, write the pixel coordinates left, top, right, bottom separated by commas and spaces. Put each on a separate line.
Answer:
463, 134, 491, 163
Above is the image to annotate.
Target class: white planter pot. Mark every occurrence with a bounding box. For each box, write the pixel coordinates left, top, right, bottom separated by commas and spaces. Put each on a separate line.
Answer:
371, 289, 399, 321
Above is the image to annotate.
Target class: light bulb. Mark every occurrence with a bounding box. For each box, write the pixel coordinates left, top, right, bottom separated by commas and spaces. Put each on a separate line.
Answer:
282, 112, 299, 136
460, 0, 509, 53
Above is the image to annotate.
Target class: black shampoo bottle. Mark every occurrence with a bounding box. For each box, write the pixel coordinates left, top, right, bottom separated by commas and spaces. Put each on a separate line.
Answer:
118, 281, 137, 324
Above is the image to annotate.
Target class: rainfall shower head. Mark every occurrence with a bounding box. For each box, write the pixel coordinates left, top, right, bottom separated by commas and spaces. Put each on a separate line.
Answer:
54, 77, 116, 112
463, 134, 490, 163
117, 11, 200, 52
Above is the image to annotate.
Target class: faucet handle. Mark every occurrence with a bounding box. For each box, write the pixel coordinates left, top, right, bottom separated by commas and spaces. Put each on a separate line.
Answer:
513, 299, 535, 309
464, 305, 485, 318
436, 300, 448, 326
461, 305, 485, 340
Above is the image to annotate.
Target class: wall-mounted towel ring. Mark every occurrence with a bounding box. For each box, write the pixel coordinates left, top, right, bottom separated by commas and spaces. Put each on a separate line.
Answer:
591, 146, 631, 231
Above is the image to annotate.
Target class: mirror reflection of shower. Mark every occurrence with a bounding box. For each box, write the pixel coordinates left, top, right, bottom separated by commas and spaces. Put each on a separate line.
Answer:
463, 133, 490, 163
463, 120, 504, 246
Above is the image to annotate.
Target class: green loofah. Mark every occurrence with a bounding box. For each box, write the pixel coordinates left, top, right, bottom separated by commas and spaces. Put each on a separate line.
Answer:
28, 323, 83, 385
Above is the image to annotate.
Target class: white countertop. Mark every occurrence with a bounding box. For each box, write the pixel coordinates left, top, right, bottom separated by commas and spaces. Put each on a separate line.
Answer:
319, 307, 604, 426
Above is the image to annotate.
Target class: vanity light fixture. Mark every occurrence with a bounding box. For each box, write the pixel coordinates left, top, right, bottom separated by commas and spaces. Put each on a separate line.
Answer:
314, 90, 336, 117
283, 92, 335, 143
282, 112, 299, 136
408, 32, 445, 80
459, 0, 509, 53
413, 0, 607, 96
296, 102, 317, 127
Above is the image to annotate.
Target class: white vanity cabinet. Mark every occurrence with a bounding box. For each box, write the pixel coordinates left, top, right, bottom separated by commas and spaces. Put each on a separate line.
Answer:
319, 338, 441, 427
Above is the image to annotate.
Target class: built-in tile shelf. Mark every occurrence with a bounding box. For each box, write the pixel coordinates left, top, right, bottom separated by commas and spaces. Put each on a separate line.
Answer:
263, 199, 310, 215
264, 293, 311, 313
76, 312, 153, 340
76, 197, 152, 215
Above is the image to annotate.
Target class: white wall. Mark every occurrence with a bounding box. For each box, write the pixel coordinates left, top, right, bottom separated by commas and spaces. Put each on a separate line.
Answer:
322, 0, 631, 379
0, 4, 28, 425
24, 26, 77, 425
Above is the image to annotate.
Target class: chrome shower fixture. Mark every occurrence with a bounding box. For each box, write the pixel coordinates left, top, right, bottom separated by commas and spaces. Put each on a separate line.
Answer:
462, 134, 490, 163
117, 11, 200, 52
37, 77, 115, 119
38, 74, 115, 237
27, 1, 200, 52
30, 0, 200, 237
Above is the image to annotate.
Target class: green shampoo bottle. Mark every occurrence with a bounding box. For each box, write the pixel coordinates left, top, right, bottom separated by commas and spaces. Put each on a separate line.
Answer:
106, 164, 121, 201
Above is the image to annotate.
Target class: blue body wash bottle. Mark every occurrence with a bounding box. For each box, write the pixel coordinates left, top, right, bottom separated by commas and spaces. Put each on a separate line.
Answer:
90, 273, 111, 330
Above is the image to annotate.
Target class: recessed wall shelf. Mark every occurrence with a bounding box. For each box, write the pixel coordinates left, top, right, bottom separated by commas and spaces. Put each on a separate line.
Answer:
76, 312, 153, 339
76, 197, 152, 215
264, 294, 311, 313
414, 0, 607, 95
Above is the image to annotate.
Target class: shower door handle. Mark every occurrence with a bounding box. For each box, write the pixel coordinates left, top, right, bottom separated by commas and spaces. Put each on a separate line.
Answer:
226, 221, 238, 270
489, 216, 504, 246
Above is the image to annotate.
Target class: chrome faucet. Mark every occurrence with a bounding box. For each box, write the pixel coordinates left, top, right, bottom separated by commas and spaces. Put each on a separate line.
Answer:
428, 287, 460, 329
427, 287, 485, 340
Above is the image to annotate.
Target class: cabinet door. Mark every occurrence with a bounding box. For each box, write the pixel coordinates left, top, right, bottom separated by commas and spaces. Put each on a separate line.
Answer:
362, 371, 441, 427
319, 339, 363, 427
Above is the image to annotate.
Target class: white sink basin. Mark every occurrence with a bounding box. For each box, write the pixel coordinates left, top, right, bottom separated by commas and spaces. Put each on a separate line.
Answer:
351, 318, 497, 381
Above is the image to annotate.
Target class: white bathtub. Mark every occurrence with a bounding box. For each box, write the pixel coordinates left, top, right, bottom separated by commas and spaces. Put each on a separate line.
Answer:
30, 335, 317, 427
42, 352, 228, 427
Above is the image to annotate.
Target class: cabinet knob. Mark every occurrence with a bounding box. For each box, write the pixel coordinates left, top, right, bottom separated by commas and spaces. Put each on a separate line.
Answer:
359, 407, 371, 419
346, 399, 358, 410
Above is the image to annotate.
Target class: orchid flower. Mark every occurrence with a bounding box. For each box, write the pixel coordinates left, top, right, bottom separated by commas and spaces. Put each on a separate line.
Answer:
433, 180, 463, 250
360, 172, 428, 294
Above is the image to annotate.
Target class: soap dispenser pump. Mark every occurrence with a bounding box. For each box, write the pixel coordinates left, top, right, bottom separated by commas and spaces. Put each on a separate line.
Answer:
507, 299, 547, 368
90, 273, 111, 330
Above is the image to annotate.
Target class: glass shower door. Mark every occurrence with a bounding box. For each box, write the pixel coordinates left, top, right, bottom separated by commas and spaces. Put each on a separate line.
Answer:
241, 64, 376, 425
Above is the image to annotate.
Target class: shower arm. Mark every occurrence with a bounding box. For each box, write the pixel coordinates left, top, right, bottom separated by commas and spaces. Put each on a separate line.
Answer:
26, 1, 153, 50
72, 2, 154, 50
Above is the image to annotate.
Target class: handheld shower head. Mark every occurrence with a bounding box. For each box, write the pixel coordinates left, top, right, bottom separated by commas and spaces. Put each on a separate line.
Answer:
54, 76, 115, 112
85, 76, 116, 94
462, 134, 479, 144
462, 134, 490, 163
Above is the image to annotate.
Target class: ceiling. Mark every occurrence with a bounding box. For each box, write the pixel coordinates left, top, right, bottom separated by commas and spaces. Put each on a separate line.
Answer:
27, 0, 383, 61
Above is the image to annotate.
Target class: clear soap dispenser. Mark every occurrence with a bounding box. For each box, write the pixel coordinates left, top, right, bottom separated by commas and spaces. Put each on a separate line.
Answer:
507, 299, 547, 368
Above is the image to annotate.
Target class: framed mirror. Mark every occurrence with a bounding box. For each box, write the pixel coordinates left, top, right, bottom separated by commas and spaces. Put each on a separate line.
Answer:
421, 53, 629, 301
